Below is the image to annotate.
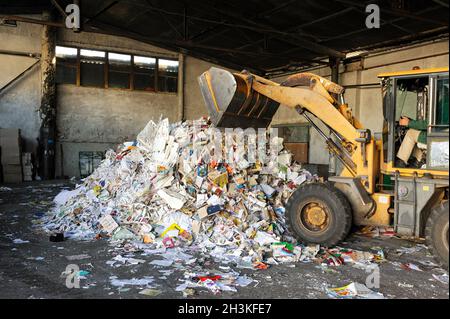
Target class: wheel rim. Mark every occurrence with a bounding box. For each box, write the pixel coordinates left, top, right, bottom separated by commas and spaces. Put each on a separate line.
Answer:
298, 201, 331, 233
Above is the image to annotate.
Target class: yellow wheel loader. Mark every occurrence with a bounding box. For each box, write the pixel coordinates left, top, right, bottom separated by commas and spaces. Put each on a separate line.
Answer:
198, 66, 449, 269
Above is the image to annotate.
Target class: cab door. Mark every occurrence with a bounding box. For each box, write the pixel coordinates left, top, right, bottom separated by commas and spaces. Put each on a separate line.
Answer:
427, 73, 449, 171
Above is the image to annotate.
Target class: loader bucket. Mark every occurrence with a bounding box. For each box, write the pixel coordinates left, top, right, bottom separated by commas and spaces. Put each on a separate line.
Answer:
198, 67, 280, 129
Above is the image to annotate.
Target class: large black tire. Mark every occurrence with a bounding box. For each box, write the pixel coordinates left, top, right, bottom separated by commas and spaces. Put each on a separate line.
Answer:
425, 201, 449, 271
285, 182, 352, 247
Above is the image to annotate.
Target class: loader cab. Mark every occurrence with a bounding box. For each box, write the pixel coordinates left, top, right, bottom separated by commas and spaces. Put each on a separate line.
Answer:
379, 68, 449, 173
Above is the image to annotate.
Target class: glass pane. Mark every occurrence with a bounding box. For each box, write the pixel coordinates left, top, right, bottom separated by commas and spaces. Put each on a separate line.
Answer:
80, 49, 105, 87
109, 52, 131, 64
158, 76, 178, 93
108, 53, 131, 89
135, 56, 156, 69
395, 77, 428, 121
56, 65, 77, 84
436, 77, 449, 127
56, 46, 77, 84
158, 59, 178, 93
80, 49, 105, 59
81, 63, 105, 87
277, 126, 309, 143
56, 46, 77, 59
109, 71, 130, 89
134, 56, 156, 91
134, 73, 155, 91
159, 59, 178, 73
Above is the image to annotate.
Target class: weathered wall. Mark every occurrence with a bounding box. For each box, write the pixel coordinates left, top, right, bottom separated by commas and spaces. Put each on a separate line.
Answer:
55, 29, 181, 177
184, 56, 235, 120
1, 21, 227, 178
2, 16, 448, 178
271, 39, 449, 165
0, 19, 42, 153
56, 85, 179, 176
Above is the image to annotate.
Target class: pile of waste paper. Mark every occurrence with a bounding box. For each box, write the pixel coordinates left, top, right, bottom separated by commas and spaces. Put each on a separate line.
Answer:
42, 118, 318, 265
40, 118, 387, 296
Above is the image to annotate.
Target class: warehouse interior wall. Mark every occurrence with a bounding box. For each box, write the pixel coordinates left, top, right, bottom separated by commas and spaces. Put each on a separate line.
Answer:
0, 17, 228, 178
271, 38, 449, 166
1, 16, 448, 177
55, 29, 182, 177
0, 18, 42, 154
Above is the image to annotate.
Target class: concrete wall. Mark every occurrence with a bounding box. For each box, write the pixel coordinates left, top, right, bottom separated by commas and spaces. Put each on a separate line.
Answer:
55, 29, 182, 177
271, 39, 449, 165
184, 56, 235, 121
2, 16, 447, 178
0, 19, 42, 153
1, 19, 229, 178
55, 30, 233, 177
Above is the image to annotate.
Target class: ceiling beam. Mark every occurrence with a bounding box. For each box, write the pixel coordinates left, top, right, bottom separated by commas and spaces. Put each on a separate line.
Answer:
119, 0, 338, 57
84, 20, 265, 74
116, 0, 301, 36
148, 0, 184, 39
431, 0, 449, 8
319, 5, 443, 44
256, 0, 298, 19
234, 7, 354, 52
0, 5, 50, 14
50, 0, 67, 19
84, 1, 119, 25
187, 1, 300, 43
187, 1, 345, 58
335, 0, 448, 26
335, 0, 414, 36
0, 15, 64, 27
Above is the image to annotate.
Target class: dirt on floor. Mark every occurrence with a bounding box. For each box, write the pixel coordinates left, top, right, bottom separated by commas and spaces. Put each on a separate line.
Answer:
0, 180, 448, 299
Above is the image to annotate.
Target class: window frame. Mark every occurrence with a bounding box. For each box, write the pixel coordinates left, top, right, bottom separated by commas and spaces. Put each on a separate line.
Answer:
55, 45, 79, 85
107, 51, 133, 90
429, 73, 449, 136
157, 58, 180, 93
55, 45, 179, 94
79, 48, 107, 88
133, 55, 158, 92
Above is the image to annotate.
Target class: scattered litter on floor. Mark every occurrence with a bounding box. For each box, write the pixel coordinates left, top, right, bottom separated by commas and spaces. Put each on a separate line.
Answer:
432, 273, 449, 284
327, 282, 385, 299
78, 270, 91, 278
66, 254, 91, 261
33, 117, 441, 298
355, 226, 395, 238
37, 118, 325, 293
110, 276, 155, 287
13, 238, 30, 244
106, 255, 145, 267
395, 245, 427, 256
27, 256, 45, 261
149, 259, 174, 267
418, 260, 439, 267
139, 288, 162, 297
401, 263, 423, 272
0, 187, 13, 192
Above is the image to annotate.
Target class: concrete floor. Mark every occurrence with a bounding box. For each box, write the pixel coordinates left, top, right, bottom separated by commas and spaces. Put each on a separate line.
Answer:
0, 181, 448, 299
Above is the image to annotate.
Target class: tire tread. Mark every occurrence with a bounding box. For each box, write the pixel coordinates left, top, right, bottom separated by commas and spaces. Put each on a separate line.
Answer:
285, 182, 352, 247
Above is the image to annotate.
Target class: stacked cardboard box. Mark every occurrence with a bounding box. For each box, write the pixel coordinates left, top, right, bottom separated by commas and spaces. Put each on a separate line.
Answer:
23, 153, 33, 181
0, 128, 23, 183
